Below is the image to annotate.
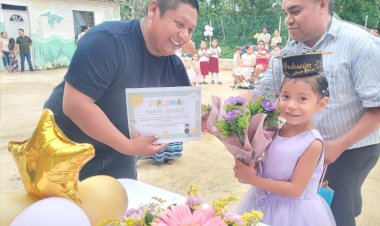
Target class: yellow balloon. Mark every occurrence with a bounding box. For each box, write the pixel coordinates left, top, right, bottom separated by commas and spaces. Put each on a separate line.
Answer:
0, 192, 40, 226
253, 33, 259, 40
78, 176, 128, 226
8, 109, 95, 203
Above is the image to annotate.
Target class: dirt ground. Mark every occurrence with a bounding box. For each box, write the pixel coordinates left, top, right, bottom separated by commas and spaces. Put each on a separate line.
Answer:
0, 69, 379, 225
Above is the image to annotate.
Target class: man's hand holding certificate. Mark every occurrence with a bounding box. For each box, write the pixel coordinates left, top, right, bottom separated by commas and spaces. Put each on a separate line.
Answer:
126, 87, 201, 144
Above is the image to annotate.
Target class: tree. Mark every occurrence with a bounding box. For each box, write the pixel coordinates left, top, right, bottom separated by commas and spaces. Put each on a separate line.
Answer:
120, 0, 149, 20
334, 0, 380, 29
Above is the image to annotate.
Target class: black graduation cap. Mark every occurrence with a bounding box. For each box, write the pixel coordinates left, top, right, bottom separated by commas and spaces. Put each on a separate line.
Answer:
282, 51, 331, 78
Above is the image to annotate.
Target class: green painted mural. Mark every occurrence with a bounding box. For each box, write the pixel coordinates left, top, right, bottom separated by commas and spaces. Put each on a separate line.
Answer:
31, 33, 76, 69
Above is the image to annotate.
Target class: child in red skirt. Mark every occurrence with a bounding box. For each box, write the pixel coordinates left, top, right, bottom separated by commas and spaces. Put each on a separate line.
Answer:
208, 39, 222, 84
198, 40, 209, 84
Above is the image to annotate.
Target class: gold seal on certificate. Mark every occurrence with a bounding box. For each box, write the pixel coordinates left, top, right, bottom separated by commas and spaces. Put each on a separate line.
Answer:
125, 87, 201, 143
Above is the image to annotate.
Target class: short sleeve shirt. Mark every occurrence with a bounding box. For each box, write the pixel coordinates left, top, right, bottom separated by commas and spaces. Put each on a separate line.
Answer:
44, 19, 189, 152
16, 36, 32, 54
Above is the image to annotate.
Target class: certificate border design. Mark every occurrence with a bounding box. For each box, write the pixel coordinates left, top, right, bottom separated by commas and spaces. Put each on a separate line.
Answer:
125, 87, 201, 144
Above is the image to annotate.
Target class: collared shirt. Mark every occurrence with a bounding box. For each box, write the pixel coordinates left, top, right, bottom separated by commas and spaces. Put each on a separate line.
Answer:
254, 17, 380, 149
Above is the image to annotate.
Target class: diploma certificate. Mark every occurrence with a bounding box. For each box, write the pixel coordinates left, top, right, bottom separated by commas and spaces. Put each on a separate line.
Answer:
125, 87, 201, 143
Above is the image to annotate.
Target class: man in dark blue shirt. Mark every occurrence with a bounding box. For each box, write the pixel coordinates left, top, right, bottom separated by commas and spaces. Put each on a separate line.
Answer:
44, 0, 199, 180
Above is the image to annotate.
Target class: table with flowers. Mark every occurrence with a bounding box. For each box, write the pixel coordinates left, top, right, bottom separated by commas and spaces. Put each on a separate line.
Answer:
118, 179, 268, 226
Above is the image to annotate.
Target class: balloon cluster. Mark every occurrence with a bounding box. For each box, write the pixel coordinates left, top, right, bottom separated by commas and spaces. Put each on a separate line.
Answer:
2, 109, 128, 226
204, 25, 213, 37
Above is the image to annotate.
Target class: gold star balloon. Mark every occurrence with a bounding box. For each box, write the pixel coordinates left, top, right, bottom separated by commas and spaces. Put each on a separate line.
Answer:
8, 109, 95, 203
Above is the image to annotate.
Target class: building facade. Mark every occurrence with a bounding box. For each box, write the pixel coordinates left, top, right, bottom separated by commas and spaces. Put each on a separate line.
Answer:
0, 0, 124, 71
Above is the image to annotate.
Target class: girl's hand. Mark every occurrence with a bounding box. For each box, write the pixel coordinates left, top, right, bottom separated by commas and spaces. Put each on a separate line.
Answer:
234, 159, 256, 184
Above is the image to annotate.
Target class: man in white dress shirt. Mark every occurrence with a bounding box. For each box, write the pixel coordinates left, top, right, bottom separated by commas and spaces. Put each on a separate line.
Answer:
242, 0, 380, 225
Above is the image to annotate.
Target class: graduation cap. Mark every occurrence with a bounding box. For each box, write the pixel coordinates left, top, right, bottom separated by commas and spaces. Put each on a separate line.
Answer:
282, 51, 331, 78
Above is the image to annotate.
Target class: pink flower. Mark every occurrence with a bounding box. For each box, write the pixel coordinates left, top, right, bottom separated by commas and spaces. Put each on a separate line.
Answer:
153, 205, 226, 226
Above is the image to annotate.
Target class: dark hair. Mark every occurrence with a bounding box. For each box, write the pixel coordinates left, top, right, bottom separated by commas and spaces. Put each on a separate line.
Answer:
1, 31, 5, 36
157, 0, 199, 15
245, 44, 253, 50
18, 28, 24, 32
80, 25, 88, 32
8, 38, 16, 51
281, 73, 329, 98
235, 46, 242, 51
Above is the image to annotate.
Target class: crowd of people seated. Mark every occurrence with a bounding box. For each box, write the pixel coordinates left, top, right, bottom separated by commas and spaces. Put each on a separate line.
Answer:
231, 27, 283, 89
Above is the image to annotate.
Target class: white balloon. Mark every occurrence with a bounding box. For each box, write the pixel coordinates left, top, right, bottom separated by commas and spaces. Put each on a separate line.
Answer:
209, 31, 213, 37
204, 31, 208, 36
11, 197, 91, 226
205, 25, 210, 30
209, 27, 214, 32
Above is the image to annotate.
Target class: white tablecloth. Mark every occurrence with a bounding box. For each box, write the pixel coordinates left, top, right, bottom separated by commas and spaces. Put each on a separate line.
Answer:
118, 179, 187, 210
118, 179, 268, 226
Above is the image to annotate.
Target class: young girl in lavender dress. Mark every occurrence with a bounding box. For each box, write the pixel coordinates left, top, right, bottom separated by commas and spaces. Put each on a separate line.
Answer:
234, 55, 336, 226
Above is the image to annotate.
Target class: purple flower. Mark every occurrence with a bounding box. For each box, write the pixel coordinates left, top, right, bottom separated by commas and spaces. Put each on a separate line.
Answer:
223, 212, 244, 225
125, 207, 146, 219
224, 96, 246, 106
224, 110, 242, 121
261, 100, 276, 112
186, 194, 203, 209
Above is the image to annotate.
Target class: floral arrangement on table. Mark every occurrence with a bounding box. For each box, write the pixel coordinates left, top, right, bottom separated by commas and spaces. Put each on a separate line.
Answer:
99, 185, 263, 226
204, 95, 280, 164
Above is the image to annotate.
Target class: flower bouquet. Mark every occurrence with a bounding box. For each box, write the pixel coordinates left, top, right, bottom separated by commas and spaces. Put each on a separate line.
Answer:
99, 186, 263, 226
204, 95, 280, 164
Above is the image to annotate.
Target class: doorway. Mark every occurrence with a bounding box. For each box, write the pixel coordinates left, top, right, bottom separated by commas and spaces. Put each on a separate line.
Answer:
73, 10, 94, 43
1, 3, 32, 71
1, 4, 31, 43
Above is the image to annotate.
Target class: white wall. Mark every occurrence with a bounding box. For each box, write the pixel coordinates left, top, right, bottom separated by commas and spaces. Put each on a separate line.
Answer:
1, 0, 121, 70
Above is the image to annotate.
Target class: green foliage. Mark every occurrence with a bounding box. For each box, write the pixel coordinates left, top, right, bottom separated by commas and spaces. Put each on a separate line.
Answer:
216, 111, 250, 145
334, 0, 380, 30
224, 102, 243, 112
246, 98, 281, 128
202, 104, 211, 117
121, 0, 380, 58
193, 0, 287, 58
144, 212, 154, 225
120, 0, 149, 20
